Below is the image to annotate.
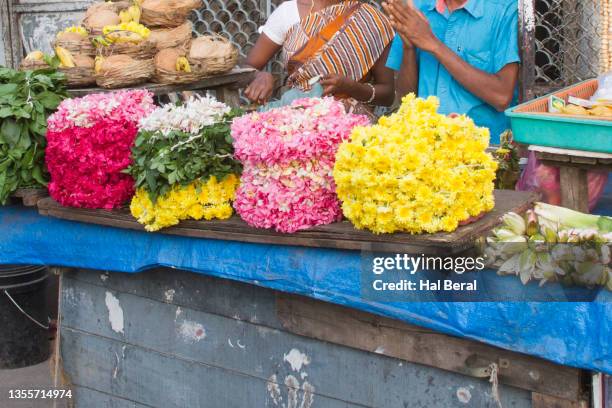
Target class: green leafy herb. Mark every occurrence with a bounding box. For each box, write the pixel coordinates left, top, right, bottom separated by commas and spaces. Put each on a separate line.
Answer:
126, 108, 243, 203
0, 66, 67, 204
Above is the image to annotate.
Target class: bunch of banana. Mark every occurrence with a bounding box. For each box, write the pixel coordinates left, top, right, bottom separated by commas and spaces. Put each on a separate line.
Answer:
61, 26, 88, 36
55, 46, 75, 68
176, 57, 191, 73
24, 50, 45, 62
119, 3, 142, 24
102, 21, 150, 44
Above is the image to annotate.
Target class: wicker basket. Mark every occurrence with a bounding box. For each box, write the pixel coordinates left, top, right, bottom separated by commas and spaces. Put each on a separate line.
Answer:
152, 47, 203, 84
19, 59, 49, 71
59, 67, 96, 87
152, 66, 207, 85
96, 39, 157, 60
95, 58, 154, 89
188, 35, 238, 76
86, 0, 130, 14
83, 1, 133, 35
141, 0, 203, 28
149, 21, 193, 51
53, 38, 96, 57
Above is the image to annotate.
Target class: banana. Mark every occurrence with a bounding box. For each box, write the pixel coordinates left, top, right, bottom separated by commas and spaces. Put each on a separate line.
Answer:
25, 50, 44, 62
119, 10, 132, 24
62, 25, 87, 36
103, 22, 150, 43
128, 5, 141, 24
176, 57, 192, 73
94, 56, 105, 74
55, 46, 75, 68
106, 30, 143, 44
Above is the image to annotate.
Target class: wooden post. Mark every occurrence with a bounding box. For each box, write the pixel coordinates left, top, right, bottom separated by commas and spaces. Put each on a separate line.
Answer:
559, 166, 589, 212
532, 392, 588, 408
519, 0, 537, 101
215, 86, 241, 108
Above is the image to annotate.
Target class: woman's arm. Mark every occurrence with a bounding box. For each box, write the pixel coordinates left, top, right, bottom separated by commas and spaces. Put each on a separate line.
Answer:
244, 34, 282, 103
319, 45, 396, 106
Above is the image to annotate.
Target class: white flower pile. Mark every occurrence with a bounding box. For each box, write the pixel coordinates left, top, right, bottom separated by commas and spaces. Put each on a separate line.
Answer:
139, 95, 231, 135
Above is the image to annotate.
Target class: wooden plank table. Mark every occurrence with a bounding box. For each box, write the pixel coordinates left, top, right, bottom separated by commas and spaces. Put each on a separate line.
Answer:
530, 145, 612, 212
66, 67, 256, 106
10, 188, 48, 207
37, 190, 537, 255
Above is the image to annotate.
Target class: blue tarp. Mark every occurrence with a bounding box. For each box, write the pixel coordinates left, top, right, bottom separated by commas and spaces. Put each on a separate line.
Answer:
1, 183, 611, 373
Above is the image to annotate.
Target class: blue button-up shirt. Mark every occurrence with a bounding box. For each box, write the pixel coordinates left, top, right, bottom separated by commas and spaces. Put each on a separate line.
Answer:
386, 0, 520, 144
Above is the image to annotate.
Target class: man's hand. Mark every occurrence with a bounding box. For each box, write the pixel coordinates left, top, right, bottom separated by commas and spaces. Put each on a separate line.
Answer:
382, 0, 440, 53
244, 71, 275, 104
320, 74, 355, 96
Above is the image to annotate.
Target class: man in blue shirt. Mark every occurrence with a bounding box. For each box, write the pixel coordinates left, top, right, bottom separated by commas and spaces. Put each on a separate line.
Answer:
383, 0, 520, 144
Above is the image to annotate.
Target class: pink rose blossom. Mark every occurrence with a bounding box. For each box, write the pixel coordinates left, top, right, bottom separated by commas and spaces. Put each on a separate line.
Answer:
231, 98, 369, 233
46, 90, 155, 209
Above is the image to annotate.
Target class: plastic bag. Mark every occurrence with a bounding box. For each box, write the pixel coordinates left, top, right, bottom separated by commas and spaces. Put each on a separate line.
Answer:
258, 83, 324, 112
591, 71, 612, 101
516, 151, 609, 211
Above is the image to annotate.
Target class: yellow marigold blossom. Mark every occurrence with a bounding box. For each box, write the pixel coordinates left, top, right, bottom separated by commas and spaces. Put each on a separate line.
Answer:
130, 175, 239, 232
333, 94, 498, 234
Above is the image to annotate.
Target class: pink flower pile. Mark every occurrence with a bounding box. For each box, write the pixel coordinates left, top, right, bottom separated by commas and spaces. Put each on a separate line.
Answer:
232, 97, 369, 233
46, 90, 155, 209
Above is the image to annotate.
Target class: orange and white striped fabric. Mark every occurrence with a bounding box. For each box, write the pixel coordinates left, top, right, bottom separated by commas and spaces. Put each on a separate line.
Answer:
284, 1, 395, 91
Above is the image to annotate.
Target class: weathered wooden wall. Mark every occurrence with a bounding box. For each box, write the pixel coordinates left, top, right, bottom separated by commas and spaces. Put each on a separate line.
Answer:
58, 268, 546, 407
58, 268, 540, 407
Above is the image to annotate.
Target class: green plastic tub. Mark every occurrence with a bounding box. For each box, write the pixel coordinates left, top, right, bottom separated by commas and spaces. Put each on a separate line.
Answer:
505, 79, 612, 153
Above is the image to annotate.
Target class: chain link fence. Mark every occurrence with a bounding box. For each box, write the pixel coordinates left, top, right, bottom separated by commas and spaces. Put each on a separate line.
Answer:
187, 0, 604, 99
533, 0, 601, 96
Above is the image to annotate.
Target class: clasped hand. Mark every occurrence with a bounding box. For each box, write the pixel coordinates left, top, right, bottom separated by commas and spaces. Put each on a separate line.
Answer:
382, 0, 440, 52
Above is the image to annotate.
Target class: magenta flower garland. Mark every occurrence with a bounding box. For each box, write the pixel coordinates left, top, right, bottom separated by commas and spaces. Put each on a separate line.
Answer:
231, 97, 369, 233
45, 90, 155, 209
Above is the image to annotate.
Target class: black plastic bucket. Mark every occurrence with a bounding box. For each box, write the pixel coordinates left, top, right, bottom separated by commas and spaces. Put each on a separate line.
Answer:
0, 265, 50, 369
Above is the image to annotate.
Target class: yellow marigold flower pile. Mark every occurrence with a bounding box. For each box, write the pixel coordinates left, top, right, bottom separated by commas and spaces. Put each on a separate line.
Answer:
130, 175, 239, 232
333, 94, 498, 234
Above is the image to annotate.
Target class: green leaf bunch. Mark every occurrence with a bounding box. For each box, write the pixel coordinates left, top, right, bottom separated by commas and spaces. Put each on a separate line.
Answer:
127, 108, 243, 203
0, 66, 67, 204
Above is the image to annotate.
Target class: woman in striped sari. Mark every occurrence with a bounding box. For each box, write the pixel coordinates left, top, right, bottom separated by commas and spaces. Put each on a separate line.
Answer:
244, 0, 396, 116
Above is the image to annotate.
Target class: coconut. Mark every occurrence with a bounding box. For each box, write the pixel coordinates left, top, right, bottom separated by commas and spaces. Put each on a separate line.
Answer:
73, 55, 95, 69
84, 10, 121, 32
154, 48, 182, 71
100, 54, 136, 72
57, 31, 85, 42
141, 0, 195, 12
86, 1, 130, 17
189, 35, 233, 59
149, 21, 192, 50
86, 2, 114, 17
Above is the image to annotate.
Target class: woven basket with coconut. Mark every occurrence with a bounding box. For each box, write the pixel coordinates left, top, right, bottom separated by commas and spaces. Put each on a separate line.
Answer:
95, 54, 154, 88
188, 35, 238, 76
93, 5, 156, 60
140, 0, 203, 28
54, 26, 95, 57
152, 47, 207, 84
19, 51, 50, 71
149, 21, 193, 51
55, 47, 97, 87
